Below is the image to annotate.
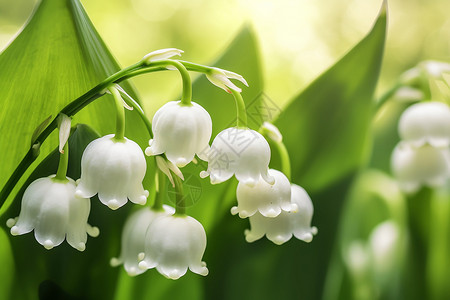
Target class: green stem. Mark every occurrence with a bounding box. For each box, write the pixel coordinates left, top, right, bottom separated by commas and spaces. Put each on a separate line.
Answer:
403, 187, 432, 299
108, 86, 126, 141
54, 142, 69, 181
375, 81, 402, 111
152, 170, 165, 211
117, 86, 153, 139
173, 171, 185, 216
144, 60, 192, 106
274, 141, 291, 181
230, 89, 247, 128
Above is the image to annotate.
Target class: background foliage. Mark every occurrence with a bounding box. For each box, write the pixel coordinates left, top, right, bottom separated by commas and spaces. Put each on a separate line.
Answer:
0, 0, 449, 299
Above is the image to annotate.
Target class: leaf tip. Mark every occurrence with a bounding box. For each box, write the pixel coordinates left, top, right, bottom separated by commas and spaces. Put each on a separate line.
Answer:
379, 0, 388, 19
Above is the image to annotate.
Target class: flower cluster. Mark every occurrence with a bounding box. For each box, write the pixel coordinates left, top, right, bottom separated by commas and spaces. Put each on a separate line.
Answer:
222, 123, 317, 245
6, 49, 317, 280
391, 101, 450, 193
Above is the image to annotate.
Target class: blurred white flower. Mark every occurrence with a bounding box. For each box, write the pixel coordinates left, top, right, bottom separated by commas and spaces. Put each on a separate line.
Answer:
138, 215, 208, 280
398, 101, 450, 148
145, 101, 212, 167
368, 221, 400, 274
206, 68, 248, 93
419, 60, 450, 79
232, 169, 297, 218
8, 176, 98, 251
142, 48, 183, 64
200, 127, 274, 186
75, 134, 148, 210
391, 142, 450, 193
244, 183, 317, 244
110, 205, 175, 276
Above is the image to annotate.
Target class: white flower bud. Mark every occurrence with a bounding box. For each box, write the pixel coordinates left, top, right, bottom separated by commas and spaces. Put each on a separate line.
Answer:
244, 183, 317, 244
206, 68, 248, 93
138, 215, 208, 280
8, 176, 96, 251
200, 127, 274, 186
391, 142, 450, 193
398, 101, 450, 148
142, 48, 183, 64
76, 134, 149, 210
111, 205, 175, 276
232, 169, 297, 218
145, 101, 212, 167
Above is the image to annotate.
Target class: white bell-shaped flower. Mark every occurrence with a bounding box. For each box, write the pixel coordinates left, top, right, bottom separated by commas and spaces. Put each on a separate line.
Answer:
8, 176, 98, 251
244, 184, 317, 244
231, 169, 297, 218
75, 134, 149, 210
111, 205, 175, 276
200, 127, 274, 186
138, 214, 208, 280
145, 101, 212, 167
391, 142, 450, 193
398, 101, 450, 148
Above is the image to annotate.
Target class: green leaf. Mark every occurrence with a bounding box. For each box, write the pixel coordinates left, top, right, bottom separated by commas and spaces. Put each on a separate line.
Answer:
274, 5, 387, 193
0, 227, 14, 300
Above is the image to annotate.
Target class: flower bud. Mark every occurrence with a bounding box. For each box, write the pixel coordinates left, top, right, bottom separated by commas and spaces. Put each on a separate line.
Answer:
232, 169, 297, 218
391, 142, 450, 193
145, 101, 212, 167
398, 101, 450, 148
244, 183, 317, 244
206, 68, 248, 93
111, 205, 175, 276
200, 127, 274, 186
8, 176, 97, 251
76, 134, 148, 210
138, 215, 208, 280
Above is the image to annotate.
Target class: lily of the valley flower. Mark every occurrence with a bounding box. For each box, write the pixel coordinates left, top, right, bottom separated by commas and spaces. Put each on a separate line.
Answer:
231, 169, 297, 218
206, 68, 248, 93
138, 215, 208, 280
391, 142, 450, 193
200, 127, 274, 186
76, 134, 149, 210
8, 176, 98, 251
142, 48, 184, 64
244, 184, 317, 244
111, 205, 175, 276
145, 101, 212, 167
398, 101, 450, 148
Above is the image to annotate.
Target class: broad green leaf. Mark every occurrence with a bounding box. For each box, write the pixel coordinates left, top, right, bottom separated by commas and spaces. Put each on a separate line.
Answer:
0, 0, 151, 298
0, 0, 150, 196
274, 5, 387, 193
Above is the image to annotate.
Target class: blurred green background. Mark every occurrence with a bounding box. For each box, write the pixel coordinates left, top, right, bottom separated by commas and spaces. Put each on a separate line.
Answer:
1, 0, 449, 114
